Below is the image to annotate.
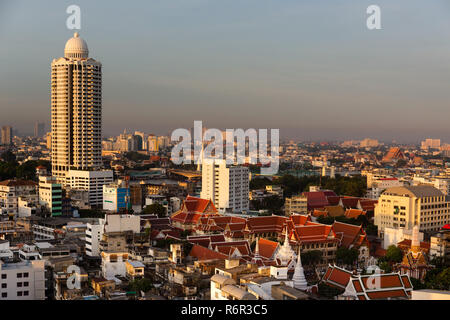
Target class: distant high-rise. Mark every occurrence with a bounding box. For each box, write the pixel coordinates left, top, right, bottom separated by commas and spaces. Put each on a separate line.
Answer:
421, 138, 440, 150
34, 122, 45, 138
360, 138, 379, 148
1, 126, 12, 145
51, 32, 102, 182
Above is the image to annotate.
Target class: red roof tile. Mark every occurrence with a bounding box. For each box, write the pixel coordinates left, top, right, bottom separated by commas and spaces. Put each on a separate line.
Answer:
258, 238, 279, 259
322, 265, 353, 289
189, 244, 228, 260
332, 221, 368, 248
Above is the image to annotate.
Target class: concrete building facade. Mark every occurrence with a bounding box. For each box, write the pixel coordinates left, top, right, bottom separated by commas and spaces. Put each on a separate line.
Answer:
201, 159, 249, 213
51, 32, 102, 182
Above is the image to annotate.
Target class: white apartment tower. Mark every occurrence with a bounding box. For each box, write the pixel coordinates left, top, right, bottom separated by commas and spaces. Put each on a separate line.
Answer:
51, 32, 102, 183
200, 159, 249, 213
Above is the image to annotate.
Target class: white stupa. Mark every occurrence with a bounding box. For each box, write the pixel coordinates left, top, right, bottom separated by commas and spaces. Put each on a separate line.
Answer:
275, 227, 296, 267
292, 248, 308, 291
251, 237, 263, 265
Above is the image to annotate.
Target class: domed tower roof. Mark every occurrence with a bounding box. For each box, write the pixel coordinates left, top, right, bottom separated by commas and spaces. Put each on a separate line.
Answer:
64, 32, 89, 59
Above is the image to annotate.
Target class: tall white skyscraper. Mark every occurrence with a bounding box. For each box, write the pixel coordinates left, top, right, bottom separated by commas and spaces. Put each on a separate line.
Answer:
200, 159, 249, 213
51, 32, 102, 183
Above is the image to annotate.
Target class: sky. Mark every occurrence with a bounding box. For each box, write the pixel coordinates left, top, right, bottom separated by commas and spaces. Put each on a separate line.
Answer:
1, 0, 450, 143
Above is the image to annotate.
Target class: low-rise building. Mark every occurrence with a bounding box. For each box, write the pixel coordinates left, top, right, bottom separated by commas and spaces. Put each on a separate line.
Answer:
66, 169, 114, 208
0, 259, 45, 300
39, 176, 62, 217
0, 179, 38, 217
284, 195, 308, 216
103, 180, 130, 212
429, 226, 450, 260
125, 260, 145, 280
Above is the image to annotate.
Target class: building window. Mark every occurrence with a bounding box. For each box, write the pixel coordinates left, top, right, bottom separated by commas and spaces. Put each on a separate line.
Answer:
24, 291, 29, 296
1, 293, 6, 298
1, 274, 6, 279
24, 282, 29, 287
17, 282, 22, 287
17, 273, 22, 278
23, 273, 29, 278
17, 291, 22, 297
1, 283, 6, 289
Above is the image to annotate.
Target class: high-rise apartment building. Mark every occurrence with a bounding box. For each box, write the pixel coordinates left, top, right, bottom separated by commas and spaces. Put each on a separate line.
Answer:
51, 33, 102, 183
1, 126, 12, 145
147, 135, 159, 152
200, 159, 249, 213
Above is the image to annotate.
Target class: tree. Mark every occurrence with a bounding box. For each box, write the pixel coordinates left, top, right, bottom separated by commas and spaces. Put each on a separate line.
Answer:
318, 282, 344, 299
433, 268, 450, 290
365, 223, 378, 236
250, 177, 272, 190
183, 241, 193, 257
395, 159, 407, 168
124, 151, 149, 162
385, 245, 403, 263
336, 247, 359, 266
251, 195, 284, 215
410, 277, 426, 290
16, 161, 39, 180
142, 203, 167, 217
0, 150, 16, 163
301, 250, 322, 266
128, 278, 153, 293
317, 216, 335, 225
378, 260, 392, 273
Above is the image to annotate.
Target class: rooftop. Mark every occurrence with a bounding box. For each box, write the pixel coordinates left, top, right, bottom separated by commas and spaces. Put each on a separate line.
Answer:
382, 185, 443, 198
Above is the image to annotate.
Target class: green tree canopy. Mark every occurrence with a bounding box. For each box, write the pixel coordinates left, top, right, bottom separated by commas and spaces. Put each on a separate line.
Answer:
124, 151, 150, 162
0, 150, 16, 163
250, 177, 272, 190
301, 250, 322, 266
142, 203, 167, 217
385, 245, 403, 263
336, 247, 359, 266
317, 282, 344, 298
128, 278, 153, 293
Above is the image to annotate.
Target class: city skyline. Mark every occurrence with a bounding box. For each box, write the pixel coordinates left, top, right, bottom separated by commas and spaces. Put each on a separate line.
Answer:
2, 1, 450, 143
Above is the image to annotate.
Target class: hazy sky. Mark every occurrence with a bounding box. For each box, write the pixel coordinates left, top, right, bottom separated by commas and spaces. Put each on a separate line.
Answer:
1, 0, 450, 143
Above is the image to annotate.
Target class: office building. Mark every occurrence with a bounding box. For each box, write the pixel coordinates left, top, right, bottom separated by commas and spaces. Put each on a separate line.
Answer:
66, 169, 113, 207
375, 185, 450, 234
